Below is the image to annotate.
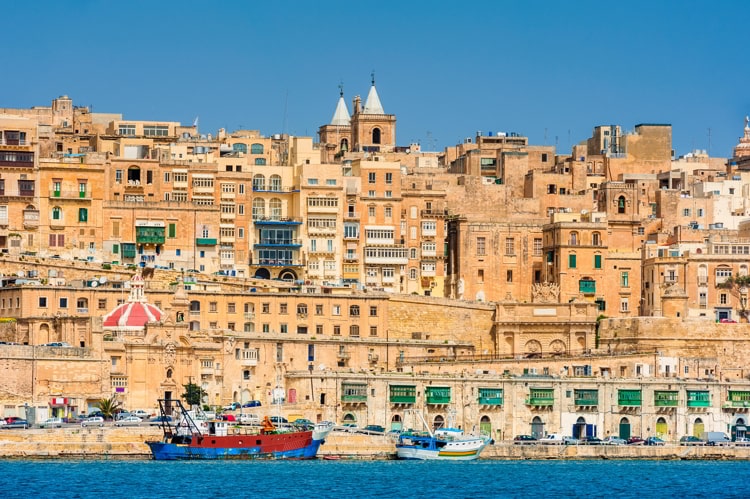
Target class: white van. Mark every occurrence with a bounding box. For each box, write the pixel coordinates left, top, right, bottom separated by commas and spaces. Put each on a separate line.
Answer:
539, 433, 566, 445
239, 413, 260, 425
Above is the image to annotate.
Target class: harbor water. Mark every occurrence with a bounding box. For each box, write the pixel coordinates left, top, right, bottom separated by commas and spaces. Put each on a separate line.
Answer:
3, 459, 750, 498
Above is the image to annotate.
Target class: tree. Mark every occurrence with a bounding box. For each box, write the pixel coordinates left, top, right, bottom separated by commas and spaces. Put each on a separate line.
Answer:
182, 382, 206, 407
716, 275, 750, 321
96, 394, 121, 420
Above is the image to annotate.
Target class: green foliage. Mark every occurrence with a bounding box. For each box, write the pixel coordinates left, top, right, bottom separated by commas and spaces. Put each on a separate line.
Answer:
716, 275, 750, 290
96, 394, 122, 420
182, 382, 206, 407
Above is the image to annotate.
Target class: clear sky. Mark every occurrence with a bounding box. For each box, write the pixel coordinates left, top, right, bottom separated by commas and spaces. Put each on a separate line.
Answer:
3, 0, 749, 158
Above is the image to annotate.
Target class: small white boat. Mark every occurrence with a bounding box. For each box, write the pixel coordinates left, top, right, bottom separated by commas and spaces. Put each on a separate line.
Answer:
395, 412, 490, 460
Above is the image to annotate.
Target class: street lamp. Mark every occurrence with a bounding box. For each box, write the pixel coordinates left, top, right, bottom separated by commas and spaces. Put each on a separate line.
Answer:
308, 363, 314, 402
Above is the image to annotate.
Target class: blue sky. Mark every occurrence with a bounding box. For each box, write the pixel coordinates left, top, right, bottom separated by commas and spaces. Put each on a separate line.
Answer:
3, 0, 749, 157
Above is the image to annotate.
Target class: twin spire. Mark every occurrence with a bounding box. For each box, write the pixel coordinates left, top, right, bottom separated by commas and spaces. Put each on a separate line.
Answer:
329, 74, 385, 126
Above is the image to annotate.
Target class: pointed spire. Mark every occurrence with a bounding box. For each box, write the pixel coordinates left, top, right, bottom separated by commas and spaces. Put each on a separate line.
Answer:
363, 72, 384, 115
330, 83, 351, 126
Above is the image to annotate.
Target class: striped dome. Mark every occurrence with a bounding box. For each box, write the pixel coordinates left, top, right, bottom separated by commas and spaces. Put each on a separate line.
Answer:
102, 269, 163, 331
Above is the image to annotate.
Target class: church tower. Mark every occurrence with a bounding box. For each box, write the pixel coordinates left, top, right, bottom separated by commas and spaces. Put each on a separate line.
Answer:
318, 84, 352, 163
350, 74, 396, 153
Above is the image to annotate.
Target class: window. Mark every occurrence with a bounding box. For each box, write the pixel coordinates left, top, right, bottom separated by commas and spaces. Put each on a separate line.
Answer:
505, 238, 515, 256
280, 324, 288, 334
569, 232, 578, 245
59, 297, 68, 308
168, 223, 176, 238
118, 124, 136, 136
385, 172, 393, 184
39, 297, 48, 308
620, 298, 629, 312
333, 325, 341, 336
683, 208, 691, 217
370, 326, 378, 336
143, 125, 169, 137
209, 302, 217, 312
78, 208, 88, 222
506, 270, 513, 282
720, 293, 727, 305
52, 206, 62, 220
533, 238, 542, 256
569, 254, 577, 268
280, 303, 288, 314
98, 299, 107, 310
332, 305, 341, 316
227, 302, 236, 313
477, 237, 486, 256
350, 305, 360, 316
368, 206, 376, 217
349, 325, 360, 337
594, 254, 602, 269
617, 196, 626, 214
368, 172, 376, 184
369, 306, 378, 317
621, 271, 629, 287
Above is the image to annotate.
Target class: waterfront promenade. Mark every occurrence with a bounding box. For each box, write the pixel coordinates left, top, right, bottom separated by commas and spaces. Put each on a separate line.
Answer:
1, 427, 750, 460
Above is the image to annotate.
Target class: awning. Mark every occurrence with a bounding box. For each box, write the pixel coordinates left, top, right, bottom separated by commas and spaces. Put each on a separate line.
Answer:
735, 425, 747, 431
50, 397, 69, 407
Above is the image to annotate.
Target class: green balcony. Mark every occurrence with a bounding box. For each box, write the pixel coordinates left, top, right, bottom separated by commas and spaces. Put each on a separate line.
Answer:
341, 383, 367, 403
686, 390, 711, 407
196, 238, 217, 246
579, 279, 596, 294
425, 387, 451, 405
136, 226, 165, 244
478, 388, 503, 406
389, 385, 416, 404
654, 391, 679, 407
574, 389, 599, 406
526, 388, 554, 406
122, 243, 136, 259
724, 391, 750, 408
618, 389, 642, 406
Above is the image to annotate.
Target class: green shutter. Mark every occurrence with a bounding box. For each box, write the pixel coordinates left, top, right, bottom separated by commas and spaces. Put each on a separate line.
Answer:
78, 208, 88, 222
569, 254, 576, 268
112, 244, 119, 254
594, 254, 601, 269
169, 223, 176, 238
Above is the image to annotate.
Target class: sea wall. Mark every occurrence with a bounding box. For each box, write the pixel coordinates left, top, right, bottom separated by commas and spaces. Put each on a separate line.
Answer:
2, 428, 750, 460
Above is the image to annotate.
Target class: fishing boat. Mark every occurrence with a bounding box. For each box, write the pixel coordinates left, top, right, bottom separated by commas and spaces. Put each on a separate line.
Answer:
395, 411, 490, 460
146, 399, 333, 460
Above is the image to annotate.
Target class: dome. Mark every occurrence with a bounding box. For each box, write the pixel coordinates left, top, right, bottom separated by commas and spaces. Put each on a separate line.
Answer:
102, 269, 163, 331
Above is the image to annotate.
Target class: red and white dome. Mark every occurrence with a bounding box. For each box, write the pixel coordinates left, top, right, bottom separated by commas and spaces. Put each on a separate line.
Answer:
102, 269, 163, 332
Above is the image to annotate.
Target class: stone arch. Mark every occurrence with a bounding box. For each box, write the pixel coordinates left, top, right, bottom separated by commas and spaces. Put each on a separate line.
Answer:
432, 414, 445, 431
531, 416, 544, 438
525, 340, 542, 356
372, 127, 381, 144
390, 414, 402, 431
549, 339, 566, 356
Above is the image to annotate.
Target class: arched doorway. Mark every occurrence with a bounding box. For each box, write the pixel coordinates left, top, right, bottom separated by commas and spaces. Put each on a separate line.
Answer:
619, 417, 631, 439
693, 417, 704, 438
479, 415, 491, 436
531, 416, 544, 438
732, 417, 747, 441
343, 413, 356, 425
278, 269, 298, 281
432, 414, 445, 431
573, 416, 587, 439
254, 268, 271, 279
390, 414, 402, 431
655, 417, 667, 438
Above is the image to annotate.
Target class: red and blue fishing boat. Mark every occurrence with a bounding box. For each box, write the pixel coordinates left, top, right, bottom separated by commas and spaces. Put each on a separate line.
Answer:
146, 399, 332, 460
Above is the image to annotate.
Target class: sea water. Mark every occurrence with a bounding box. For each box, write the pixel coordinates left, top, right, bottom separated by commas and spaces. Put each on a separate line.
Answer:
2, 459, 750, 498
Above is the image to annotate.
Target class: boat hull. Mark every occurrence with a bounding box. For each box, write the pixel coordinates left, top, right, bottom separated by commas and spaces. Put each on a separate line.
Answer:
147, 431, 325, 460
396, 436, 488, 461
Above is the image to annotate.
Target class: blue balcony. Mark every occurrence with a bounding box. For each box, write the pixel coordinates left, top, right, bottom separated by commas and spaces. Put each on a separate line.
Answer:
254, 239, 302, 248
253, 217, 302, 225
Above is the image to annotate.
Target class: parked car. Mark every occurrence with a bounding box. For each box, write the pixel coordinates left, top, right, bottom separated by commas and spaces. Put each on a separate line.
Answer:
539, 434, 567, 445
580, 436, 603, 445
86, 411, 105, 419
702, 431, 731, 446
293, 418, 315, 428
2, 418, 29, 429
242, 400, 262, 408
223, 402, 241, 411
219, 414, 236, 422
679, 435, 703, 446
114, 416, 142, 427
735, 437, 750, 446
644, 437, 666, 446
269, 416, 288, 424
363, 424, 385, 433
81, 416, 105, 427
239, 414, 260, 425
149, 416, 173, 426
40, 417, 64, 428
603, 436, 626, 445
626, 436, 645, 445
513, 435, 537, 444
563, 436, 580, 445
131, 410, 151, 419
719, 318, 738, 323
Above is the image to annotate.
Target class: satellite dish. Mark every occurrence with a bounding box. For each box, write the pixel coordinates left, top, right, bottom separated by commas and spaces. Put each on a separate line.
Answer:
318, 364, 326, 371
99, 276, 107, 284
16, 271, 24, 277
90, 281, 98, 287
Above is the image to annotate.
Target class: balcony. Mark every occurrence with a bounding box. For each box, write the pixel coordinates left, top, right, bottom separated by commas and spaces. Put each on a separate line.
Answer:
723, 392, 750, 409
426, 387, 451, 405
244, 312, 255, 320
23, 210, 40, 228
341, 383, 368, 404
389, 385, 416, 404
306, 203, 339, 214
421, 209, 447, 218
422, 227, 437, 237
240, 349, 259, 366
220, 211, 236, 221
697, 276, 708, 286
49, 190, 91, 200
618, 390, 642, 407
174, 180, 190, 189
220, 234, 235, 244
344, 212, 360, 220
310, 247, 337, 256
654, 391, 678, 407
478, 389, 503, 406
135, 227, 165, 245
253, 217, 302, 226
196, 238, 217, 246
253, 259, 302, 267
307, 226, 337, 236
574, 390, 599, 407
525, 390, 554, 407
337, 351, 351, 360
687, 391, 711, 408
253, 185, 297, 193
200, 365, 215, 376
254, 239, 302, 248
220, 191, 235, 200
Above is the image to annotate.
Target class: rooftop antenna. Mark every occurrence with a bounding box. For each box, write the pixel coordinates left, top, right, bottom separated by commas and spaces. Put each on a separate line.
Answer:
338, 80, 344, 97
371, 71, 375, 86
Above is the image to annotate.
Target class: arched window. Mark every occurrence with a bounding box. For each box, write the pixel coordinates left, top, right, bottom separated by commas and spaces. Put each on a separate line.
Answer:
592, 232, 601, 246
569, 232, 578, 245
432, 414, 444, 431
269, 175, 282, 191
617, 196, 626, 214
189, 300, 201, 312
409, 268, 417, 280
76, 298, 88, 312
372, 128, 381, 144
253, 174, 266, 191
343, 413, 356, 423
127, 166, 141, 183
390, 414, 402, 431
269, 198, 282, 220
232, 143, 247, 153
52, 206, 62, 220
252, 198, 265, 220
250, 143, 264, 154
340, 138, 349, 152
166, 369, 173, 379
